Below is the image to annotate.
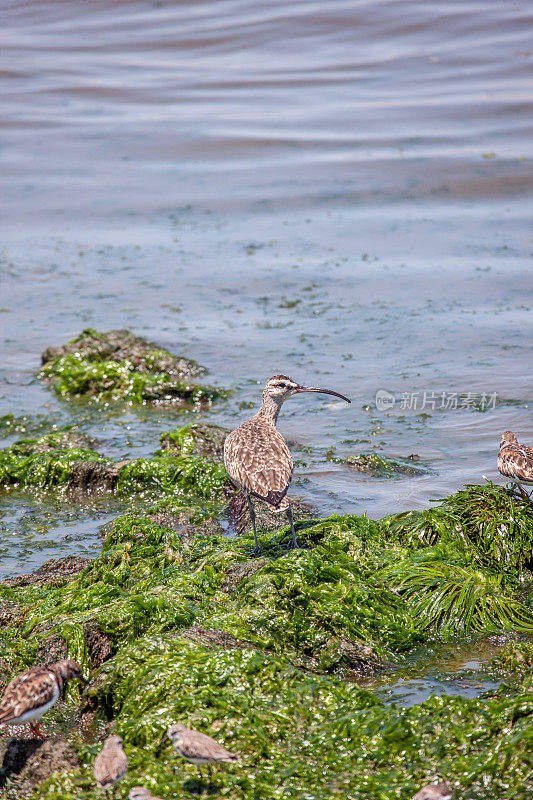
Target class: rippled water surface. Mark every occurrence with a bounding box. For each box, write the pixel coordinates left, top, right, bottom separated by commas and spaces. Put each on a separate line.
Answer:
1, 0, 532, 586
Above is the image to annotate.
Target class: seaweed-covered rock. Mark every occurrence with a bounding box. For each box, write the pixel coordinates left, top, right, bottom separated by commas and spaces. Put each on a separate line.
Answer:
4, 557, 90, 589
0, 431, 229, 502
160, 422, 228, 461
1, 505, 533, 798
39, 328, 223, 406
0, 738, 80, 797
345, 452, 427, 477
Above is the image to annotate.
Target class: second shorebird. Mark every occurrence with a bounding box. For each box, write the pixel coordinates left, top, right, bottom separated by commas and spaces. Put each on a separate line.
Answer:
224, 374, 350, 553
498, 431, 533, 501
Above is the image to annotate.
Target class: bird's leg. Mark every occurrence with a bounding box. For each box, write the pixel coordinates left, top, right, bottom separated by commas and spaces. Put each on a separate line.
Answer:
197, 766, 203, 784
207, 764, 213, 786
286, 504, 301, 549
30, 721, 44, 739
246, 495, 261, 555
516, 481, 530, 501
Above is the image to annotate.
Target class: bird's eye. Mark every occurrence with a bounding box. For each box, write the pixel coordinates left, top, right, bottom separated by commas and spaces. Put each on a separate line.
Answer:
275, 382, 287, 388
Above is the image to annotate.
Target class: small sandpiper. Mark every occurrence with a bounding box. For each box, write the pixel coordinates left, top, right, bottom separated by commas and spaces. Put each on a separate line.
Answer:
497, 431, 533, 500
167, 723, 239, 784
0, 659, 86, 738
93, 734, 128, 793
129, 788, 163, 800
411, 781, 452, 800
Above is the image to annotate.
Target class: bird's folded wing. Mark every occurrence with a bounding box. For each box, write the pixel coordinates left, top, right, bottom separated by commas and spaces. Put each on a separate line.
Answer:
179, 732, 237, 762
224, 427, 293, 505
498, 447, 533, 482
94, 751, 128, 786
0, 668, 55, 724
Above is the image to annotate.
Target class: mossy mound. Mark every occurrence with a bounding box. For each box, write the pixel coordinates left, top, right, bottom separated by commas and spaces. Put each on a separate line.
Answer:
160, 422, 228, 461
1, 512, 533, 798
0, 428, 229, 502
39, 329, 224, 406
345, 452, 427, 477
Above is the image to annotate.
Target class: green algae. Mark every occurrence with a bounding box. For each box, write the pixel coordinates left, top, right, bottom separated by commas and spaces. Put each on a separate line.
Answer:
383, 482, 533, 581
38, 329, 225, 406
2, 458, 533, 797
344, 452, 427, 477
0, 429, 229, 504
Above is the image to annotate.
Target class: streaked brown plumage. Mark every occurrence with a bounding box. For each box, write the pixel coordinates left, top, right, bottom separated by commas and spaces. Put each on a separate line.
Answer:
129, 788, 163, 800
498, 430, 533, 500
411, 781, 452, 800
224, 375, 350, 553
167, 723, 239, 784
0, 659, 86, 738
94, 734, 128, 791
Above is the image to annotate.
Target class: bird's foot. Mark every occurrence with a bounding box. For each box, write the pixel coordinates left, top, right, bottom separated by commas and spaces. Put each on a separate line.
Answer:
283, 537, 305, 551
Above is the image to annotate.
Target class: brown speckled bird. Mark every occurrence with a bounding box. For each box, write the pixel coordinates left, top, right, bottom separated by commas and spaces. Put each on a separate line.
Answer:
224, 375, 351, 553
411, 781, 452, 800
0, 659, 86, 738
167, 723, 239, 785
94, 734, 128, 793
129, 788, 163, 800
498, 431, 533, 500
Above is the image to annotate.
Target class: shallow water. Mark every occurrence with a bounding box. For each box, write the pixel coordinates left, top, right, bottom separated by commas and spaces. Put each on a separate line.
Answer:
1, 1, 532, 588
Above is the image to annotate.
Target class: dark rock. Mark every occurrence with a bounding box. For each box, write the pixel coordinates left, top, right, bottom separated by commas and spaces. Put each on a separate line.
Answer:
32, 431, 98, 454
0, 738, 80, 797
181, 624, 257, 652
83, 622, 115, 668
220, 559, 268, 594
41, 328, 205, 381
67, 459, 129, 492
34, 634, 68, 666
226, 490, 315, 534
160, 423, 228, 462
3, 556, 90, 589
345, 453, 427, 477
316, 635, 388, 675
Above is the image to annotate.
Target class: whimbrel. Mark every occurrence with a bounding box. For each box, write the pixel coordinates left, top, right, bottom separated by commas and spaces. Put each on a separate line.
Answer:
167, 723, 239, 785
497, 431, 533, 500
0, 659, 86, 738
224, 375, 351, 553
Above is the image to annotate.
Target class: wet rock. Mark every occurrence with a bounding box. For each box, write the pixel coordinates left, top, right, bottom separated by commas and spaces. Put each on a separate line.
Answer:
31, 431, 98, 454
0, 601, 25, 628
41, 327, 205, 380
83, 622, 115, 668
181, 624, 257, 652
0, 738, 80, 797
316, 635, 388, 676
3, 556, 90, 589
160, 422, 228, 462
345, 452, 427, 477
39, 328, 221, 406
220, 559, 268, 594
34, 634, 68, 666
67, 459, 129, 492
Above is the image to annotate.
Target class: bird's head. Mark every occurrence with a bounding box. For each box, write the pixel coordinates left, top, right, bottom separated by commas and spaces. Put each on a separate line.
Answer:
262, 375, 351, 406
105, 734, 124, 749
500, 430, 517, 449
54, 659, 87, 684
167, 723, 187, 744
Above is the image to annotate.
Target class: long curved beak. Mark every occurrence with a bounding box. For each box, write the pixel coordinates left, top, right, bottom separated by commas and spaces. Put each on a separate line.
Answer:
295, 385, 351, 403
